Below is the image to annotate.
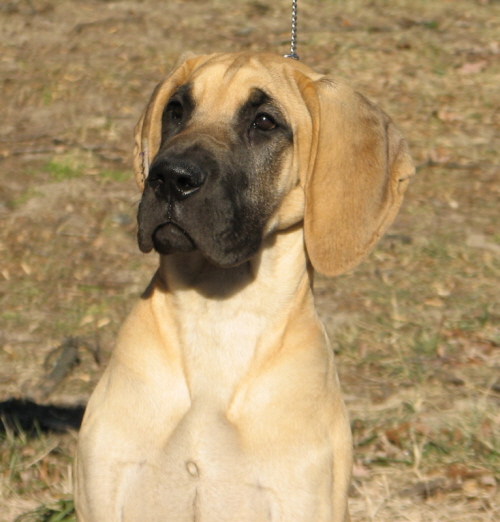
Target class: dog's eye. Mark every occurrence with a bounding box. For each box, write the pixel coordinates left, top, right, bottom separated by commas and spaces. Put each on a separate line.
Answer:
166, 101, 184, 122
252, 113, 277, 131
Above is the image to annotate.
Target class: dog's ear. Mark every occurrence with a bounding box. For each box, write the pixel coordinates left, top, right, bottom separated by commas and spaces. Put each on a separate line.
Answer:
133, 54, 208, 190
301, 77, 414, 277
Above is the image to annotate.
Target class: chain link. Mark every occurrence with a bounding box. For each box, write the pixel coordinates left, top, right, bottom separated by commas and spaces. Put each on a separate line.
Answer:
284, 0, 299, 60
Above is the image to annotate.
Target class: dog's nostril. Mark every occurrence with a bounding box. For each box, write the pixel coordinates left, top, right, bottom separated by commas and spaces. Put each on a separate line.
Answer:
149, 160, 206, 200
170, 166, 205, 198
176, 174, 196, 190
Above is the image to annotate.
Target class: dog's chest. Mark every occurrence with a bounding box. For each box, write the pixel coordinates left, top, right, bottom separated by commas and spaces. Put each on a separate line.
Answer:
121, 393, 334, 522
77, 267, 345, 521
172, 288, 271, 402
115, 296, 328, 521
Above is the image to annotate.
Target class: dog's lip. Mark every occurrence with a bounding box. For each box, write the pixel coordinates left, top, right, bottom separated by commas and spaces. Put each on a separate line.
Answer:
153, 220, 190, 238
151, 221, 197, 253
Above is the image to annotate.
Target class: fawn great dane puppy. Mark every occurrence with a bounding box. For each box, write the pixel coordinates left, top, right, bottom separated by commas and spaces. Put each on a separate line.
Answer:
74, 52, 414, 522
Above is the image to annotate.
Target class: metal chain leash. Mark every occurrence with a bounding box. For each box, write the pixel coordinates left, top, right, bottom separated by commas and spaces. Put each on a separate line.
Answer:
284, 0, 299, 60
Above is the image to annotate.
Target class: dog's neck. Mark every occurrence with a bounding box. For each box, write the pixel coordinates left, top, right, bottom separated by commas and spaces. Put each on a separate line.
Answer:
158, 223, 309, 296
153, 225, 315, 405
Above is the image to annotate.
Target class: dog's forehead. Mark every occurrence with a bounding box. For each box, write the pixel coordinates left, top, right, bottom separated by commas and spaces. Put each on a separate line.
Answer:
185, 56, 306, 118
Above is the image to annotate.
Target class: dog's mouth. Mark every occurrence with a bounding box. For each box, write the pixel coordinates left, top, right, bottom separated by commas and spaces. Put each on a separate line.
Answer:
151, 222, 196, 255
138, 220, 196, 256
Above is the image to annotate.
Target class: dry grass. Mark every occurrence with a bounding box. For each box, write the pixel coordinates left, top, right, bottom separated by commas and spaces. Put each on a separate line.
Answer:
1, 0, 499, 520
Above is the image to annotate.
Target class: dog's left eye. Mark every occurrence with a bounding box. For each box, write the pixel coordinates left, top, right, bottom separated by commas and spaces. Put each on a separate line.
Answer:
166, 101, 184, 122
252, 113, 277, 131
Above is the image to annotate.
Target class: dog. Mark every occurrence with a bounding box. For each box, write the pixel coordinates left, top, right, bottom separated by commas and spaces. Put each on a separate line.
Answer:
74, 52, 414, 522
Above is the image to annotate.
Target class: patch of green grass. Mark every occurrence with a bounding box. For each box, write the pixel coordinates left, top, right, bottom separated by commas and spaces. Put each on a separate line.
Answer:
412, 329, 440, 357
15, 499, 75, 522
46, 160, 81, 182
423, 20, 439, 30
421, 241, 453, 260
45, 156, 82, 181
454, 306, 496, 332
14, 280, 42, 300
82, 301, 112, 317
353, 395, 500, 479
76, 284, 104, 294
50, 309, 95, 338
41, 86, 53, 107
1, 425, 75, 520
1, 310, 23, 323
1, 428, 65, 494
422, 406, 500, 477
8, 188, 43, 210
98, 170, 130, 182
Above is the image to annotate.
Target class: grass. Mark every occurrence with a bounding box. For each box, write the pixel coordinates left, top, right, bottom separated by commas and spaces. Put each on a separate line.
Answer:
7, 189, 43, 210
1, 0, 499, 520
97, 170, 130, 183
0, 425, 75, 521
45, 160, 82, 182
14, 500, 75, 522
44, 156, 130, 184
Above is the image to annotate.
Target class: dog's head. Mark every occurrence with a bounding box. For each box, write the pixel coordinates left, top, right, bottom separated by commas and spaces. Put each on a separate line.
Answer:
134, 52, 414, 276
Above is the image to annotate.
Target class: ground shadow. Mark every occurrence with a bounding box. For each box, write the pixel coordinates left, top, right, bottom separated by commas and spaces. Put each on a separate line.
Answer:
0, 398, 85, 435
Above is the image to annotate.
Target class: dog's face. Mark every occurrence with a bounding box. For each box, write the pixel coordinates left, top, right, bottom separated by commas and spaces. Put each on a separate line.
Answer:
135, 53, 415, 275
137, 66, 296, 268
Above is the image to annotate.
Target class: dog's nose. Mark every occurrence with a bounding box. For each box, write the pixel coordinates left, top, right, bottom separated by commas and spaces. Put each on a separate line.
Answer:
148, 159, 207, 200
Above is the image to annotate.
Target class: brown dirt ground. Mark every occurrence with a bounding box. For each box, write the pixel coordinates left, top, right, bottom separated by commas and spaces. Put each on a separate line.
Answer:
1, 0, 499, 520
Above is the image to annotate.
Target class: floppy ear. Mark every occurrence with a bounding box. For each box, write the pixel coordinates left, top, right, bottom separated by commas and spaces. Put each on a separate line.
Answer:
302, 77, 415, 277
133, 54, 208, 190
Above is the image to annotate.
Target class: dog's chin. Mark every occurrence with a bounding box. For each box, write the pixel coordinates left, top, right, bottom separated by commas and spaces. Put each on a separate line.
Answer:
151, 223, 196, 255
138, 222, 261, 268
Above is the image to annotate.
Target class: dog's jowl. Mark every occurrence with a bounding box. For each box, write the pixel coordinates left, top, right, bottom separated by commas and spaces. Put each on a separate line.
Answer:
74, 52, 414, 522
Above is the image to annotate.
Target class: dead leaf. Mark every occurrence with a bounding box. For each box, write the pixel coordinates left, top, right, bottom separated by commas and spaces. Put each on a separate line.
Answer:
385, 422, 411, 447
446, 463, 475, 481
425, 297, 445, 307
21, 262, 32, 275
79, 315, 94, 327
458, 60, 488, 75
462, 478, 482, 497
2, 344, 14, 355
97, 317, 110, 328
432, 281, 452, 297
466, 234, 500, 254
352, 461, 370, 479
479, 474, 497, 488
428, 148, 451, 164
437, 110, 462, 122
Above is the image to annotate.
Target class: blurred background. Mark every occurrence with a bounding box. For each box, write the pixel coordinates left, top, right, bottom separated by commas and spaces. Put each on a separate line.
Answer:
0, 1, 499, 520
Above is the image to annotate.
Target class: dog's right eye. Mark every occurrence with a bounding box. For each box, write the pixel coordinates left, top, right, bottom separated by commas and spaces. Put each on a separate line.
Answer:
166, 101, 184, 122
252, 113, 277, 131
